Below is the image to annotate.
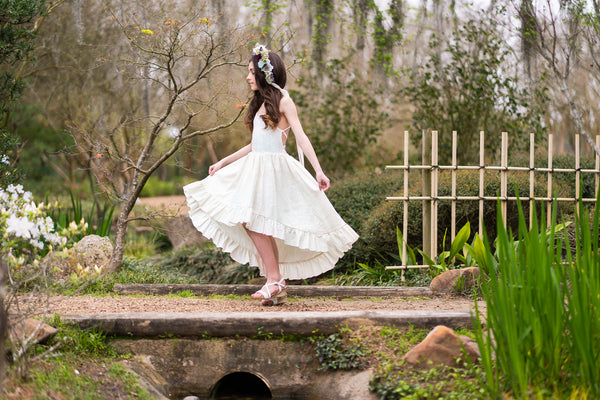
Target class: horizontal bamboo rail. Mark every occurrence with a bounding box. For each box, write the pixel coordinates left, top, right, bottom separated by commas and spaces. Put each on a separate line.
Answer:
385, 131, 600, 276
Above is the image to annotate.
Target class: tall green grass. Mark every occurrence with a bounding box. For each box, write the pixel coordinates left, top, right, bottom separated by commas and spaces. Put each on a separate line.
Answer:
49, 191, 114, 238
472, 192, 600, 399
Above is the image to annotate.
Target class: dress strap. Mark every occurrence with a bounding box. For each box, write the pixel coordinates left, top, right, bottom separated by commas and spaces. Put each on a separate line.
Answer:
278, 126, 291, 138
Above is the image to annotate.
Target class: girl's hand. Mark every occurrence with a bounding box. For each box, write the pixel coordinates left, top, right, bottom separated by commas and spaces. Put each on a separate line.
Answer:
209, 161, 224, 176
316, 172, 330, 191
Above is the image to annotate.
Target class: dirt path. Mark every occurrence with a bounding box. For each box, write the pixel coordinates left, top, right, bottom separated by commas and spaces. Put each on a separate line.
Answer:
137, 195, 188, 215
46, 293, 485, 315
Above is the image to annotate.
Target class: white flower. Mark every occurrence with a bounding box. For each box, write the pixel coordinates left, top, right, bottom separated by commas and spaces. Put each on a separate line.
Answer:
43, 216, 54, 233
7, 184, 23, 194
0, 154, 9, 165
23, 191, 33, 203
22, 201, 38, 215
31, 239, 44, 250
44, 232, 63, 245
6, 215, 36, 239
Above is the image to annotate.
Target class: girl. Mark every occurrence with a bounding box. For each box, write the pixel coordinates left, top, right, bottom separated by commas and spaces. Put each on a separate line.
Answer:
183, 44, 358, 305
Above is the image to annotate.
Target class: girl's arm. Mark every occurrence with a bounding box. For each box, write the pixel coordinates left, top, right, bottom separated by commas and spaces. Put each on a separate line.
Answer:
208, 143, 252, 176
280, 96, 330, 191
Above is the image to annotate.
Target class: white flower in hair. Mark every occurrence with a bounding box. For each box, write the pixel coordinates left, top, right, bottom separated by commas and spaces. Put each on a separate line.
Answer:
252, 43, 275, 84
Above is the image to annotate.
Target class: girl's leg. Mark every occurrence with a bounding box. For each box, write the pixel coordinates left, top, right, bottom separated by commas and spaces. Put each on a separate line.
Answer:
245, 228, 285, 299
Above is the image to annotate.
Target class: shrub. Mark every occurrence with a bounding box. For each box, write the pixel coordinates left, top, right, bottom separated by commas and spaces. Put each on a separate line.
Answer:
327, 169, 403, 273
547, 154, 597, 200
140, 175, 188, 197
360, 170, 551, 265
327, 169, 403, 232
149, 246, 258, 284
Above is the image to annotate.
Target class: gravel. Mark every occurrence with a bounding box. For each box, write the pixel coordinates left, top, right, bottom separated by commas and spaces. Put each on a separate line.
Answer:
45, 294, 485, 315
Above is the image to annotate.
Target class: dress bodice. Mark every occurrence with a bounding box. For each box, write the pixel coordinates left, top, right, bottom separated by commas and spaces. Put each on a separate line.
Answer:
251, 114, 287, 154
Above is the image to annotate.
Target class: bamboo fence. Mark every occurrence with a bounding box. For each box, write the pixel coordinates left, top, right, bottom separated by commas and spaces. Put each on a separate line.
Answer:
385, 131, 600, 272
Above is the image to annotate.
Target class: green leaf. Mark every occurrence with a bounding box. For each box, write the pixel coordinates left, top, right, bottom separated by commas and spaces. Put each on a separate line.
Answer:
396, 226, 417, 265
449, 222, 471, 261
416, 248, 436, 268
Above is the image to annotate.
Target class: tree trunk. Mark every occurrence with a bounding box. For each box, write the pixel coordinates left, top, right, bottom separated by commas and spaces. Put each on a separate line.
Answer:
106, 194, 138, 273
558, 79, 600, 157
0, 260, 8, 385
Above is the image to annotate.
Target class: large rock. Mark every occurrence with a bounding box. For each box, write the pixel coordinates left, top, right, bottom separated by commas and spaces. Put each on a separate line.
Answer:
163, 214, 207, 249
430, 267, 481, 293
10, 318, 57, 345
73, 234, 113, 272
403, 325, 480, 369
43, 235, 113, 281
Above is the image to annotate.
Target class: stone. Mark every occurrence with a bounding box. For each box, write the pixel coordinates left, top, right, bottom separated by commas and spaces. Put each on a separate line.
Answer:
73, 234, 113, 272
163, 214, 206, 249
459, 334, 481, 360
42, 235, 113, 282
430, 267, 481, 292
10, 318, 57, 345
120, 359, 170, 400
309, 369, 379, 400
403, 325, 480, 369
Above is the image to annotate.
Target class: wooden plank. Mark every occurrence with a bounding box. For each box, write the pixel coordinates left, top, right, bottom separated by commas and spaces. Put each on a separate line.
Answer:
501, 132, 508, 227
62, 310, 473, 337
530, 133, 535, 228
596, 135, 600, 195
451, 131, 457, 243
479, 131, 485, 237
547, 134, 554, 226
113, 284, 433, 298
403, 130, 409, 277
422, 130, 432, 261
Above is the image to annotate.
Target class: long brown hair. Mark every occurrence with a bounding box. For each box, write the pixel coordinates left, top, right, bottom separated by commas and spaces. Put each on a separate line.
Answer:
244, 51, 287, 132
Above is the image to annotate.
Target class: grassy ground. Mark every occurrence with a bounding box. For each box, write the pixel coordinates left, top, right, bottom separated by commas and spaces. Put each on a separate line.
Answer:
2, 317, 154, 400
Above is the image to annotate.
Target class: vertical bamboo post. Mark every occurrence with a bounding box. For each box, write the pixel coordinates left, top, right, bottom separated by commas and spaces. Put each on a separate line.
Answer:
422, 130, 431, 262
529, 133, 535, 228
451, 131, 457, 243
575, 134, 580, 205
402, 131, 410, 279
431, 131, 439, 257
547, 134, 554, 226
596, 135, 600, 196
479, 131, 485, 236
501, 132, 508, 228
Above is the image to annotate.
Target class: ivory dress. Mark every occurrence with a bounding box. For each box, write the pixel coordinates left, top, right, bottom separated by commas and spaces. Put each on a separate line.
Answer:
183, 113, 358, 280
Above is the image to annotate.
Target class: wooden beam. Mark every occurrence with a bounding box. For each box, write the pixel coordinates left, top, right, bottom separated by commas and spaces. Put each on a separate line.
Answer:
112, 284, 433, 298
62, 310, 473, 337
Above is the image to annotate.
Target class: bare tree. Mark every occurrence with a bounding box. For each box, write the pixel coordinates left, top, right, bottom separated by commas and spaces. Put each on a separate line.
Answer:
516, 0, 600, 156
62, 4, 250, 272
0, 260, 6, 385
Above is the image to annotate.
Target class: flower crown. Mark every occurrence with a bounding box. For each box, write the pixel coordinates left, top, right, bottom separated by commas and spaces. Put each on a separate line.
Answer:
252, 43, 275, 85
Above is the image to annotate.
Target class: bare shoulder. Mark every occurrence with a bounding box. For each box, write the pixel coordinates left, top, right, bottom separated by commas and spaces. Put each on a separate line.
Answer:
280, 95, 299, 120
280, 95, 296, 111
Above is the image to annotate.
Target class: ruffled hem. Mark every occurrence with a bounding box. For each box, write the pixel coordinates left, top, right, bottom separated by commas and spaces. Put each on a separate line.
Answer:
182, 152, 359, 280
184, 182, 358, 280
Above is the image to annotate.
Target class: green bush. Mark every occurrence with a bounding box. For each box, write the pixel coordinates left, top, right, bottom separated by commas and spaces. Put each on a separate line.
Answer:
140, 175, 187, 197
327, 169, 403, 231
327, 169, 403, 273
360, 170, 552, 265
149, 246, 258, 284
547, 154, 597, 200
